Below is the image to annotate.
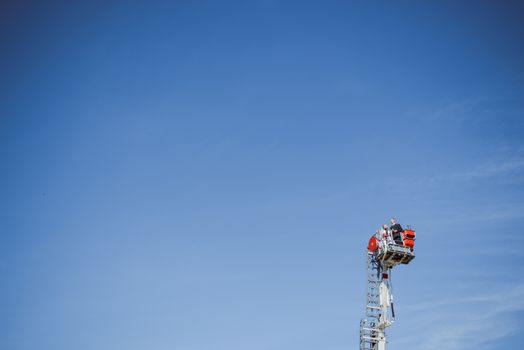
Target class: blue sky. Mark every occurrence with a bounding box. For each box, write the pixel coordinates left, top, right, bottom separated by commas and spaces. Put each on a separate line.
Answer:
1, 1, 524, 349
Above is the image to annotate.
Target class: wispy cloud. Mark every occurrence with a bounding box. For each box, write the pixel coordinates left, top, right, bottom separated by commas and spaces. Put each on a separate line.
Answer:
451, 158, 524, 180
386, 157, 524, 195
394, 284, 524, 350
426, 95, 524, 122
384, 156, 524, 225
427, 97, 486, 121
418, 157, 524, 185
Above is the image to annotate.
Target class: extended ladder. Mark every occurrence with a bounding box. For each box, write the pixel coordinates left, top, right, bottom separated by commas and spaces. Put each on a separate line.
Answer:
359, 252, 385, 350
359, 226, 416, 350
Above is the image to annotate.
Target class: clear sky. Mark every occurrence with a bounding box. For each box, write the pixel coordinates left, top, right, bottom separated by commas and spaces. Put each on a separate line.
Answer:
1, 1, 524, 349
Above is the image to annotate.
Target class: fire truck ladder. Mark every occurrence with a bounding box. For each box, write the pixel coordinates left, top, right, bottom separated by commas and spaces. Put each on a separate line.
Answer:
359, 252, 387, 350
359, 225, 416, 350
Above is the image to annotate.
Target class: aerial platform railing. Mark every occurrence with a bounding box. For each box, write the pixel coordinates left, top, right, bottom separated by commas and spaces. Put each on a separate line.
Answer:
377, 243, 415, 268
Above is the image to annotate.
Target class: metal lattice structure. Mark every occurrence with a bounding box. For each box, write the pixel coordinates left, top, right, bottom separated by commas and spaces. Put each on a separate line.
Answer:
359, 226, 416, 350
359, 252, 383, 350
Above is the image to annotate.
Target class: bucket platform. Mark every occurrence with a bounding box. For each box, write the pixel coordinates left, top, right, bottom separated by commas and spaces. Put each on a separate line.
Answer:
377, 243, 415, 268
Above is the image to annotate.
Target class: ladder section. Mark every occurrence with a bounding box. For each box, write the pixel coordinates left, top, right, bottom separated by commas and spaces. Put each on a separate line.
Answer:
359, 252, 383, 350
